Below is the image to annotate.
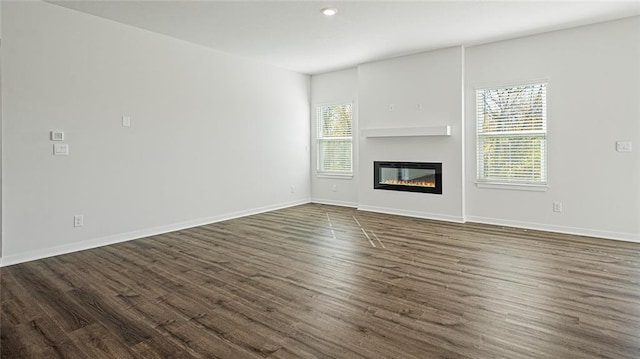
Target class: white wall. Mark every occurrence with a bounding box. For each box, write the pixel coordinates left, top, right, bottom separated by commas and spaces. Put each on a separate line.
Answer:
465, 17, 640, 241
3, 5, 636, 267
0, 0, 3, 259
310, 68, 359, 207
1, 1, 311, 265
357, 47, 465, 222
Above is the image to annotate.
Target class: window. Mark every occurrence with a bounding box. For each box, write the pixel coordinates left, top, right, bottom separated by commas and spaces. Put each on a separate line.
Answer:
476, 83, 547, 186
316, 103, 353, 175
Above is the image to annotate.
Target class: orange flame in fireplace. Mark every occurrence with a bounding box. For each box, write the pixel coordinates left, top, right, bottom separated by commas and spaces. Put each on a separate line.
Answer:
381, 179, 435, 187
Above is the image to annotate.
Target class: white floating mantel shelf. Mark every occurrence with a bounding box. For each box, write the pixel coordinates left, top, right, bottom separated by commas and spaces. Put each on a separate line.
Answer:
361, 125, 451, 138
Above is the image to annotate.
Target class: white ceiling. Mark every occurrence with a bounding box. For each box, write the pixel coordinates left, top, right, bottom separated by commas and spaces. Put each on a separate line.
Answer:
50, 0, 640, 75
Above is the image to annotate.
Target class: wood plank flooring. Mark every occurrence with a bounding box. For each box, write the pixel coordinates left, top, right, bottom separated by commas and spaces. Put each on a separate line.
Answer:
1, 203, 639, 358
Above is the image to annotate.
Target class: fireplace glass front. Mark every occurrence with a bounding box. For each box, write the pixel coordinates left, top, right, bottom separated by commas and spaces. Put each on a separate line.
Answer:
374, 162, 442, 194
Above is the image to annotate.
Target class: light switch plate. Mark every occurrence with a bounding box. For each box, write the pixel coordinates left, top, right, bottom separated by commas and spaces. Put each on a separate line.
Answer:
616, 141, 632, 152
50, 130, 64, 141
53, 143, 69, 156
122, 115, 131, 127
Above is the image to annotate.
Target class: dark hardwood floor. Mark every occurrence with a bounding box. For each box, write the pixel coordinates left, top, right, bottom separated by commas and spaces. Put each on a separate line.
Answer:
1, 203, 639, 358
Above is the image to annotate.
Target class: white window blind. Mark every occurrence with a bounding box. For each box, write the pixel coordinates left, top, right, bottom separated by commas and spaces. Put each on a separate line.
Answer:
476, 83, 547, 185
316, 104, 353, 175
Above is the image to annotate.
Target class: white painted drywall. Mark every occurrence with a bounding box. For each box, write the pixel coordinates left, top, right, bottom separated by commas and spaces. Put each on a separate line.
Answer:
310, 68, 359, 207
357, 47, 465, 222
1, 1, 310, 265
465, 17, 640, 241
0, 0, 3, 259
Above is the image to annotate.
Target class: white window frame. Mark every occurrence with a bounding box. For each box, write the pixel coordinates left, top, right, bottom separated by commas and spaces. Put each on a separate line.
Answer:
315, 103, 353, 177
475, 82, 548, 191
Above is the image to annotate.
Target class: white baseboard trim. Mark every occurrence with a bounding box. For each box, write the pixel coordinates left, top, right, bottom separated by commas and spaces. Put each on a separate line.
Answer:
465, 215, 640, 243
0, 199, 311, 267
311, 198, 359, 208
357, 205, 465, 223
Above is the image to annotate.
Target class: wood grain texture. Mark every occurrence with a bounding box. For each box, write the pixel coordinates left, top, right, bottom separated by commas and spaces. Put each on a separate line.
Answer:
1, 203, 639, 358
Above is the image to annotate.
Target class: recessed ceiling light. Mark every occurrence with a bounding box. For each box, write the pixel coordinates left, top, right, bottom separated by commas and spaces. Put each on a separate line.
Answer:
321, 7, 338, 16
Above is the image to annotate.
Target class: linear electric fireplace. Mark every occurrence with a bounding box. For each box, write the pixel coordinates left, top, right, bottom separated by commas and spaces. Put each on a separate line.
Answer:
374, 161, 442, 194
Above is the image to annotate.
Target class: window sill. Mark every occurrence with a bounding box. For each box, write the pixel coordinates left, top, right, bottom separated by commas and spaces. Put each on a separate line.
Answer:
317, 173, 353, 180
475, 181, 548, 192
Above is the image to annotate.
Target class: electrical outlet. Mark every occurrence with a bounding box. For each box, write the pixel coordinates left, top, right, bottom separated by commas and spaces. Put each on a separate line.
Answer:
332, 184, 337, 192
74, 215, 84, 227
290, 185, 295, 194
553, 202, 563, 213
